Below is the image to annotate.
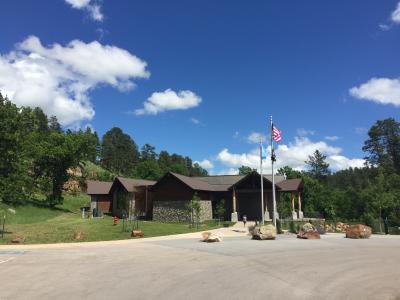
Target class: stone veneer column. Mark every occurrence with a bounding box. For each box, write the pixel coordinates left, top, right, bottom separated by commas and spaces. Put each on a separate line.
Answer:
231, 187, 238, 222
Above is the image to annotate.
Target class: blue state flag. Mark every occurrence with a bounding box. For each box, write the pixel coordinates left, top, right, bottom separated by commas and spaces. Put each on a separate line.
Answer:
261, 144, 267, 160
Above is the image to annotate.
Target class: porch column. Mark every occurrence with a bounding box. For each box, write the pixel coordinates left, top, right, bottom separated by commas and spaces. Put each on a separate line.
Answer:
291, 192, 297, 220
298, 191, 304, 219
231, 187, 238, 222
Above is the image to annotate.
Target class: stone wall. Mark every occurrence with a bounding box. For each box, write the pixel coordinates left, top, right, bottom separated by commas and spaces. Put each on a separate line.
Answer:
200, 200, 212, 222
153, 200, 213, 222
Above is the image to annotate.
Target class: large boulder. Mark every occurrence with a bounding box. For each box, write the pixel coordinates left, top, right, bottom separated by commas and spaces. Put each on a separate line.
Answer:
345, 224, 372, 239
252, 224, 276, 240
302, 223, 315, 233
201, 232, 222, 242
73, 231, 84, 241
131, 230, 144, 238
11, 236, 25, 244
297, 231, 321, 239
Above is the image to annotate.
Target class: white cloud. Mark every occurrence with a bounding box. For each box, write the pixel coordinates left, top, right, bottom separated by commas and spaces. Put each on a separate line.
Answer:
0, 35, 149, 125
296, 128, 315, 136
211, 168, 238, 176
327, 155, 365, 170
135, 89, 202, 115
247, 132, 266, 144
65, 0, 104, 21
355, 127, 367, 135
379, 24, 391, 31
391, 2, 400, 23
349, 78, 400, 106
190, 117, 204, 125
194, 159, 214, 170
216, 137, 364, 173
325, 136, 339, 141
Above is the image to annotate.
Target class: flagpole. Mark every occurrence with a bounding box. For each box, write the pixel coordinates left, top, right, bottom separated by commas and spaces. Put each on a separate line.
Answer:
270, 116, 277, 227
260, 140, 264, 225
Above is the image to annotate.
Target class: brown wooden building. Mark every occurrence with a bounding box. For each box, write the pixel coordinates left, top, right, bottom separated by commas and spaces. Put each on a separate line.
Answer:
151, 171, 304, 222
87, 172, 303, 222
87, 177, 155, 218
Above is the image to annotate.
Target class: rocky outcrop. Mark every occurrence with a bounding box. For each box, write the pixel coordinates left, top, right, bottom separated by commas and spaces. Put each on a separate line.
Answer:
252, 225, 276, 240
345, 224, 372, 239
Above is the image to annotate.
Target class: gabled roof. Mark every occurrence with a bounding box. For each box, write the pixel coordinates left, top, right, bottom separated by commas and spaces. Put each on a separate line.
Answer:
86, 180, 113, 195
152, 171, 302, 193
276, 178, 303, 192
169, 172, 214, 191
116, 177, 156, 192
264, 175, 285, 183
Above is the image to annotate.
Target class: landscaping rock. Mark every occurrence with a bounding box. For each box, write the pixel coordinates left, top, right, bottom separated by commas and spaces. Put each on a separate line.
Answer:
345, 224, 371, 239
73, 231, 84, 241
316, 226, 326, 235
297, 231, 320, 239
302, 223, 315, 233
11, 236, 25, 244
131, 230, 144, 238
201, 232, 222, 242
252, 224, 276, 240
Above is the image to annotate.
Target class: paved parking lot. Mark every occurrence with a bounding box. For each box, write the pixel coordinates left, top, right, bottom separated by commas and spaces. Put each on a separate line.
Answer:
0, 232, 399, 300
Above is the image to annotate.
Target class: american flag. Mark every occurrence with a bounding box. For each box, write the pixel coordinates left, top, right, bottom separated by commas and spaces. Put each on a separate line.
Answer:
272, 125, 282, 142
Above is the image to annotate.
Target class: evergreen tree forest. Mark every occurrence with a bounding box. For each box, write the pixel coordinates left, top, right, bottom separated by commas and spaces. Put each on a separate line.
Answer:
0, 93, 207, 207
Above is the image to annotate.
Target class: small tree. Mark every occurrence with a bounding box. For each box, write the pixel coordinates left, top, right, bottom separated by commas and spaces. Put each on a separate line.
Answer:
186, 193, 202, 228
216, 199, 225, 225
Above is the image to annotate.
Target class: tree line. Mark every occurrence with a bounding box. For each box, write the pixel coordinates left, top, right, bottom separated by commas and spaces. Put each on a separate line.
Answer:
275, 118, 400, 229
0, 93, 207, 207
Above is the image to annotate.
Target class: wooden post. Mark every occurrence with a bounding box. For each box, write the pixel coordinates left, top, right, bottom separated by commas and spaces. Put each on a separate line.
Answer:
291, 192, 295, 211
232, 187, 237, 213
298, 192, 302, 212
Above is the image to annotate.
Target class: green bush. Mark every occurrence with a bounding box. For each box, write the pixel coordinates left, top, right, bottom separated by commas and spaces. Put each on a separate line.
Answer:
289, 221, 296, 233
276, 219, 283, 234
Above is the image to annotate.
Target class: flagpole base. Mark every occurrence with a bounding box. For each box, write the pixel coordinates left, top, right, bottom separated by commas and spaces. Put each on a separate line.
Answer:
231, 212, 238, 222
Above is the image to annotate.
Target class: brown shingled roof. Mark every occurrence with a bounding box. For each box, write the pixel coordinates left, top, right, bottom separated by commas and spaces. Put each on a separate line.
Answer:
169, 172, 214, 191
86, 180, 113, 195
276, 178, 303, 192
116, 177, 156, 192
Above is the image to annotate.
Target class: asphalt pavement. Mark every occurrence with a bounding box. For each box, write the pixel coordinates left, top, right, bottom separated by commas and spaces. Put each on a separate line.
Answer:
0, 231, 399, 300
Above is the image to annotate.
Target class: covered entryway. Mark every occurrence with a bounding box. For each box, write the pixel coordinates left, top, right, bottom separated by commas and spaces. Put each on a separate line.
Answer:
231, 172, 274, 221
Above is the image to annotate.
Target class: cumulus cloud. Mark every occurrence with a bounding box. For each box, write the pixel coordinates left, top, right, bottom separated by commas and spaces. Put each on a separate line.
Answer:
134, 89, 202, 115
325, 136, 339, 141
216, 137, 364, 173
65, 0, 104, 21
392, 2, 400, 23
349, 78, 400, 106
0, 35, 149, 125
194, 159, 214, 170
247, 132, 266, 144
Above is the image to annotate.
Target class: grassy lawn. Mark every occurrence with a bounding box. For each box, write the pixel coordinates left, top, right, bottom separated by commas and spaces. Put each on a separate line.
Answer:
0, 193, 230, 244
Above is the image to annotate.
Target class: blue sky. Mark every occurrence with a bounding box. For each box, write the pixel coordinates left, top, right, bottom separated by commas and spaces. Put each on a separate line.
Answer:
1, 0, 399, 174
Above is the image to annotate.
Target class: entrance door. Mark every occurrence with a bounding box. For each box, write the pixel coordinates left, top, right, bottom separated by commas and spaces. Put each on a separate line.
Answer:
237, 191, 262, 221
